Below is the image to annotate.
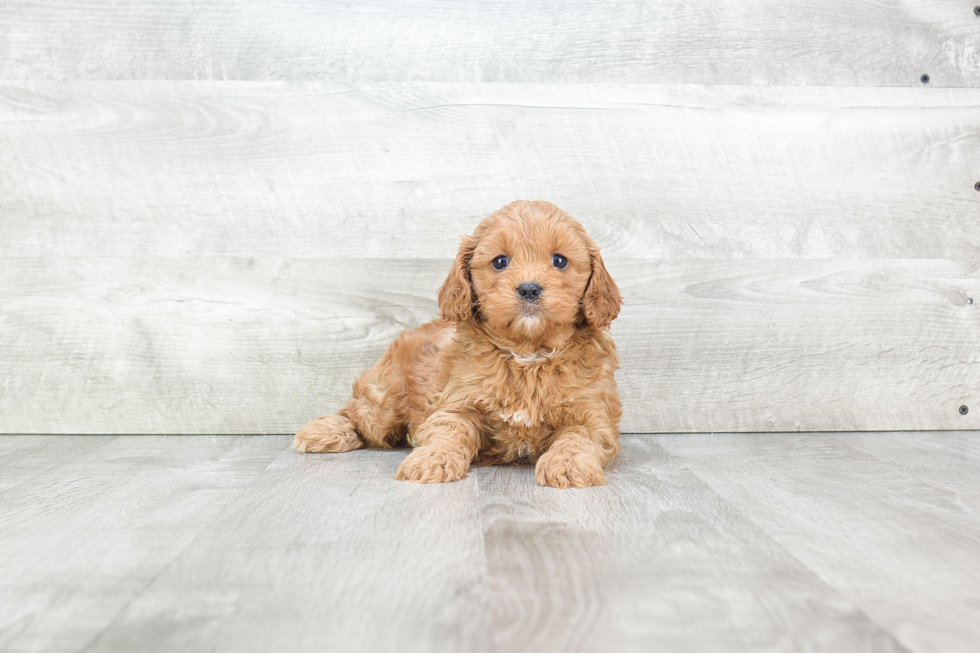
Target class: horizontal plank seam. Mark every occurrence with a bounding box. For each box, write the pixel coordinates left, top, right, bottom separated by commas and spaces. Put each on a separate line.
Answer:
619, 430, 980, 436
4, 81, 980, 92
6, 431, 980, 436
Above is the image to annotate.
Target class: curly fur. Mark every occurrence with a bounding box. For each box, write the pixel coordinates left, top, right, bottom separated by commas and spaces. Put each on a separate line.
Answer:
294, 200, 623, 488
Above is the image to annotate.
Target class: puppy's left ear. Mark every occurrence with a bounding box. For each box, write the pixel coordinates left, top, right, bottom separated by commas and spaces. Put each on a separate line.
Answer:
438, 235, 477, 323
582, 245, 622, 330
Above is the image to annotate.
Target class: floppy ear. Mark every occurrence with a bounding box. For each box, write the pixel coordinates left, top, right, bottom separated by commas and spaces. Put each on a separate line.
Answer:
438, 235, 477, 323
582, 246, 622, 330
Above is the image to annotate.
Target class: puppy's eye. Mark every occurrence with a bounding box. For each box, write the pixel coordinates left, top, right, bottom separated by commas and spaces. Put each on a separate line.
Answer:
492, 255, 509, 270
552, 254, 568, 269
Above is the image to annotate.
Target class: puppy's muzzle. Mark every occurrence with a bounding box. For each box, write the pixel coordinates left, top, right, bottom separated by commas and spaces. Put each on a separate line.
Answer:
516, 282, 543, 303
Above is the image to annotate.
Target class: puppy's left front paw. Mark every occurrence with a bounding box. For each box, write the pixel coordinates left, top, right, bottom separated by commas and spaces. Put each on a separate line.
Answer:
535, 447, 605, 489
394, 445, 470, 484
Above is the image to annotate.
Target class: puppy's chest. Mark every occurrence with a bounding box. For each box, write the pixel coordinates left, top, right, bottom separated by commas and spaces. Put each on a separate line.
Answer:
482, 364, 573, 461
495, 406, 547, 429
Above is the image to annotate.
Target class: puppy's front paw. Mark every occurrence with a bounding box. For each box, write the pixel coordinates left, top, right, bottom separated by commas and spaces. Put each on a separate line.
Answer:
535, 447, 605, 489
394, 444, 469, 483
293, 415, 363, 453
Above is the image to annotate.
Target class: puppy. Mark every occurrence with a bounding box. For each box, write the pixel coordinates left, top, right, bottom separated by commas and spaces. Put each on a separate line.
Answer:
293, 200, 622, 488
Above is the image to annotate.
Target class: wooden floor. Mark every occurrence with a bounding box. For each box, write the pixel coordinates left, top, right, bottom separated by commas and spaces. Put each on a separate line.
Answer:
1, 433, 979, 653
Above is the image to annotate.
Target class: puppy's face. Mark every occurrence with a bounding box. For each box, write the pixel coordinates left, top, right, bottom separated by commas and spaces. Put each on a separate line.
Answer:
469, 214, 592, 340
438, 201, 621, 344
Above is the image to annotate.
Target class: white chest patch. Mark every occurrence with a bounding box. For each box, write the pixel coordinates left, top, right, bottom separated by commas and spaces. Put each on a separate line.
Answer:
498, 409, 542, 428
508, 348, 558, 366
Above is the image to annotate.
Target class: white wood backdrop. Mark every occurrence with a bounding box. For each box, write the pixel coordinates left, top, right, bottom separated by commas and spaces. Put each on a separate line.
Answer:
2, 1, 980, 86
1, 2, 978, 434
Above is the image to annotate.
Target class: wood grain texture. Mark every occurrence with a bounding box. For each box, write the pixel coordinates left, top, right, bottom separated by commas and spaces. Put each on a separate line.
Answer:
657, 432, 980, 653
479, 438, 910, 653
843, 430, 980, 500
1, 257, 976, 434
0, 435, 288, 653
0, 435, 116, 493
9, 433, 980, 652
82, 446, 493, 653
2, 82, 979, 260
618, 257, 980, 432
1, 1, 978, 86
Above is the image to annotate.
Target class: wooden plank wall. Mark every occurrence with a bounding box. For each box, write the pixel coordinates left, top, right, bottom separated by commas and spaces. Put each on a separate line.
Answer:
1, 2, 978, 434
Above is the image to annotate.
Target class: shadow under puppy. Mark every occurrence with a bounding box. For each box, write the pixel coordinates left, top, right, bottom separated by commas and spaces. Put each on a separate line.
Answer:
294, 200, 622, 488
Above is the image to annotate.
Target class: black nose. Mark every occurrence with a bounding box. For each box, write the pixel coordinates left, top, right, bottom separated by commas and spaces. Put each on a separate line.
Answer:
516, 282, 542, 302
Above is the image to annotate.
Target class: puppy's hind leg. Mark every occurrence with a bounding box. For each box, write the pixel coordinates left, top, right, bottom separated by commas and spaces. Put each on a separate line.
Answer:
292, 387, 403, 453
293, 412, 364, 453
294, 348, 409, 453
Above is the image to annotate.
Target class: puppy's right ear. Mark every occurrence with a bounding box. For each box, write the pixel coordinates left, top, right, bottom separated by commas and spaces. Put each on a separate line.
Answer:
438, 235, 477, 323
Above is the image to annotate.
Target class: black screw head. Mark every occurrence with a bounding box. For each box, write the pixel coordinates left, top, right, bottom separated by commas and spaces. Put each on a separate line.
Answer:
975, 181, 980, 191
975, 6, 980, 16
969, 298, 975, 305
961, 405, 970, 415
920, 74, 930, 84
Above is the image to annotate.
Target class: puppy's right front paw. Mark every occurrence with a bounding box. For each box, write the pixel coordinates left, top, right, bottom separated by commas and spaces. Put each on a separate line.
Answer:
293, 415, 363, 453
394, 445, 469, 483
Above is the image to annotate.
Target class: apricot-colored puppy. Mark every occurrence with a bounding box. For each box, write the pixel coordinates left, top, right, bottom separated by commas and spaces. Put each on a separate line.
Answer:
293, 200, 622, 488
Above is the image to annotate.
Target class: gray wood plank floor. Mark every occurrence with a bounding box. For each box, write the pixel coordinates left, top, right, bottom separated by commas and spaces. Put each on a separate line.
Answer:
1, 433, 978, 653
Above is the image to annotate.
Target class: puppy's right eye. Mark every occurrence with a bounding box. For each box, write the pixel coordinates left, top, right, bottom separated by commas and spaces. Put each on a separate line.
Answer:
492, 255, 509, 270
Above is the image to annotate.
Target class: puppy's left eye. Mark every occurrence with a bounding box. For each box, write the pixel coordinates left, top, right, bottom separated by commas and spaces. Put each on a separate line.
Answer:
552, 254, 568, 269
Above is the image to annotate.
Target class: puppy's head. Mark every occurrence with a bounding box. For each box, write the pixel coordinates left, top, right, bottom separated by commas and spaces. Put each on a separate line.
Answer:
438, 201, 621, 342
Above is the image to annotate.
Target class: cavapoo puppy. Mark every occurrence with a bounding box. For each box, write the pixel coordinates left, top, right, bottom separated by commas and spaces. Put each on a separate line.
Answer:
293, 200, 622, 488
